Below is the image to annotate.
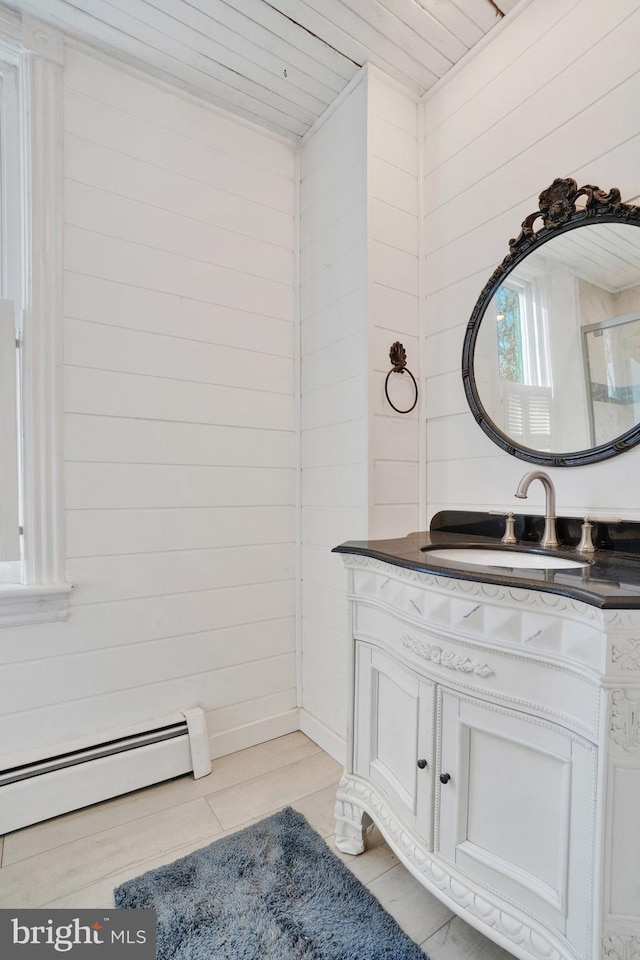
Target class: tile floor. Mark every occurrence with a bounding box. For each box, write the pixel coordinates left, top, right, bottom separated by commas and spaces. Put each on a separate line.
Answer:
0, 732, 512, 959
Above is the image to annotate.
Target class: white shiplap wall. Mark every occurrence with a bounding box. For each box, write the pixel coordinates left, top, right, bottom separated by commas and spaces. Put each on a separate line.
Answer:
299, 67, 419, 758
368, 68, 420, 540
423, 0, 640, 522
0, 46, 297, 763
299, 73, 368, 758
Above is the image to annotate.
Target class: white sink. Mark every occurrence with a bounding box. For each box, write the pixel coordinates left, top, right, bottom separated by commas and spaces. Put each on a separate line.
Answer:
423, 547, 589, 570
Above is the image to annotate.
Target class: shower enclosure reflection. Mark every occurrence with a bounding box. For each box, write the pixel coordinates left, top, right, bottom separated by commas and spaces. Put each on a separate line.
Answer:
583, 313, 640, 446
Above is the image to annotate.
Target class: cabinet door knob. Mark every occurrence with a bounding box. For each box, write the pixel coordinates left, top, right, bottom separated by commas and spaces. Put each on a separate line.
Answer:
439, 772, 451, 784
417, 758, 428, 769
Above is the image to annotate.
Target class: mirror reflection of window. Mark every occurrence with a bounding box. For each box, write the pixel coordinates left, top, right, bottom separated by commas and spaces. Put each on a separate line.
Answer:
495, 284, 524, 383
493, 275, 553, 450
495, 277, 551, 387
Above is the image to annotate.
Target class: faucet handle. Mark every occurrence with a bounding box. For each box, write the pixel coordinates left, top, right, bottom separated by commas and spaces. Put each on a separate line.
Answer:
501, 511, 517, 545
577, 516, 595, 554
577, 515, 621, 552
489, 510, 518, 544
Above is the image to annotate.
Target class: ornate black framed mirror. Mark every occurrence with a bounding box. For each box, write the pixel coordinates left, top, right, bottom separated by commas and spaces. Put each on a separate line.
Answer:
462, 178, 640, 466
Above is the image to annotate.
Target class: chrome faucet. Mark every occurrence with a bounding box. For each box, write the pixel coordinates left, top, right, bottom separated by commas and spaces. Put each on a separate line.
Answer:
514, 470, 560, 548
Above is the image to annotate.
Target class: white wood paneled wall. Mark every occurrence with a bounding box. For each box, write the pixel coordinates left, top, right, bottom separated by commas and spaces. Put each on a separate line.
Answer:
422, 0, 640, 522
299, 74, 368, 758
299, 67, 419, 758
0, 46, 298, 764
368, 69, 420, 540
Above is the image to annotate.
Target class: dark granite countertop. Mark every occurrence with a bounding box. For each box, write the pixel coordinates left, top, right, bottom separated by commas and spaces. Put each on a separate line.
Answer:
332, 511, 640, 609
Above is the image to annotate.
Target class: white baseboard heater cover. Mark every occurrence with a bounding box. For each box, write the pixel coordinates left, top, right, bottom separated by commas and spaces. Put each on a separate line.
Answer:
0, 707, 211, 834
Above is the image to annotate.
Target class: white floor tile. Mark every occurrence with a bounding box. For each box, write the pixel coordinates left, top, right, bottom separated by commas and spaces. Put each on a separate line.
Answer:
43, 830, 227, 910
422, 915, 516, 959
328, 826, 400, 884
368, 862, 455, 946
40, 779, 340, 911
289, 783, 341, 837
205, 751, 342, 829
0, 798, 222, 908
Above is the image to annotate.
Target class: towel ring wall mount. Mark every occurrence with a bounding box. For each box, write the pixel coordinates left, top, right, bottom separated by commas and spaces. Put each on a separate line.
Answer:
384, 341, 418, 414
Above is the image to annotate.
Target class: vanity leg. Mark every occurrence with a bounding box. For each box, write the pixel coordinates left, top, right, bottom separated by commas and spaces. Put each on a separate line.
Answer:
334, 790, 373, 855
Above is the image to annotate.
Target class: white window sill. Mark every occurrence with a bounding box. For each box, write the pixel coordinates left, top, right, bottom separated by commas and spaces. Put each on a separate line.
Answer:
0, 582, 72, 626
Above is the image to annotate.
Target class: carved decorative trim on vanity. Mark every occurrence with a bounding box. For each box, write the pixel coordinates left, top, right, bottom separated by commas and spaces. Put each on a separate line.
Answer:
400, 633, 494, 678
336, 775, 568, 960
357, 628, 598, 739
605, 610, 640, 629
342, 554, 607, 624
612, 638, 640, 671
602, 929, 640, 960
610, 690, 640, 751
349, 556, 602, 737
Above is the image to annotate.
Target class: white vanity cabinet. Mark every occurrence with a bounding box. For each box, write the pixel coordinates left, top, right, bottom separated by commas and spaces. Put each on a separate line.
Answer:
334, 554, 640, 960
353, 642, 435, 841
436, 688, 595, 948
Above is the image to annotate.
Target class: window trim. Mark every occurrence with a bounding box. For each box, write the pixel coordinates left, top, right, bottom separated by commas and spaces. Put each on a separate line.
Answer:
0, 13, 71, 625
0, 300, 20, 561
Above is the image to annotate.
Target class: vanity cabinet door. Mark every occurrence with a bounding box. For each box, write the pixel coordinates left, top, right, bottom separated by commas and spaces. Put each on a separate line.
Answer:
354, 642, 435, 841
436, 688, 596, 954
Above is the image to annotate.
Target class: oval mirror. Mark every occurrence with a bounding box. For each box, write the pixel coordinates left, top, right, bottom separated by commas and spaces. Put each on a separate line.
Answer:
462, 178, 640, 466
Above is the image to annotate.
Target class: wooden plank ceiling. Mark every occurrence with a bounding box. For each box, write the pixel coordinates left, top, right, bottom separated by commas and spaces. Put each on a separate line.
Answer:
10, 0, 521, 139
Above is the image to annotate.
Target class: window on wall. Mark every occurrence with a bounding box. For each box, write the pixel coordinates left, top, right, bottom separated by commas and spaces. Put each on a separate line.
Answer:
0, 13, 70, 624
0, 58, 22, 580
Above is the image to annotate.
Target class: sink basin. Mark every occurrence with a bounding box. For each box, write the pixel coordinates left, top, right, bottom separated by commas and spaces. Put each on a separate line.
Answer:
422, 546, 590, 570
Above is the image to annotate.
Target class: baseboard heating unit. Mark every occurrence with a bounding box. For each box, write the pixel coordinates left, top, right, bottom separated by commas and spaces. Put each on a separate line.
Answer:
0, 707, 211, 834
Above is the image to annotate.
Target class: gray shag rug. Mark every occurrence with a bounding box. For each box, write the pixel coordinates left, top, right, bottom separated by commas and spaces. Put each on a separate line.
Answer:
114, 806, 430, 960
